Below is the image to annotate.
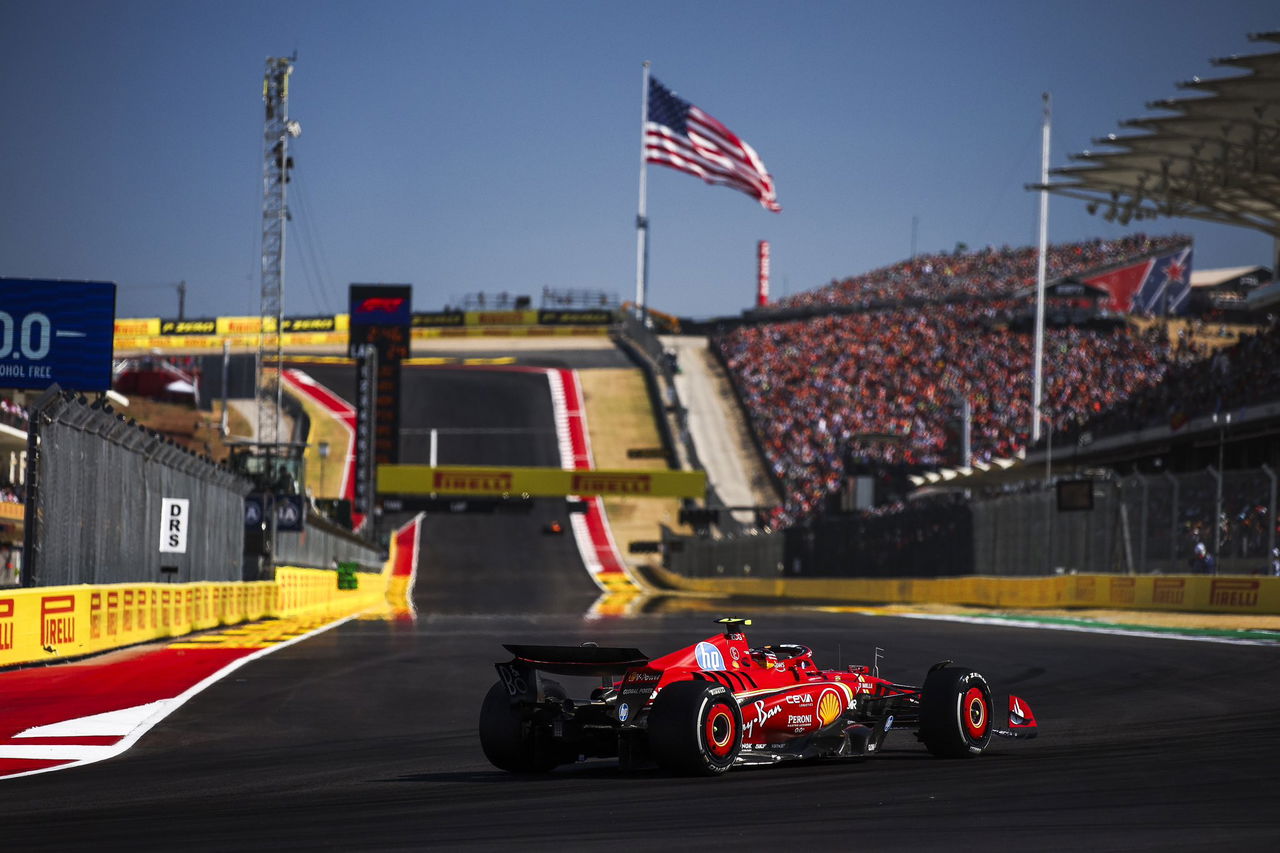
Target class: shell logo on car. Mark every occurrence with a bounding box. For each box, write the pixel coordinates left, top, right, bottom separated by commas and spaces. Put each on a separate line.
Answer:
817, 688, 844, 726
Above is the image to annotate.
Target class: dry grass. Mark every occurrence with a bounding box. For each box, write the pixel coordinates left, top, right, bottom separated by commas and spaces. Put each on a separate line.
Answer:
121, 399, 250, 463
578, 369, 692, 565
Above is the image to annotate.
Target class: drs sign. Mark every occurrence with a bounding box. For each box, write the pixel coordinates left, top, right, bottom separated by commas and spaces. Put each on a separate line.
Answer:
0, 278, 116, 391
159, 498, 190, 553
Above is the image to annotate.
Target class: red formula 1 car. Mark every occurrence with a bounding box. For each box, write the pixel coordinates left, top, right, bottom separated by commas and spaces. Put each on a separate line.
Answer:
480, 618, 1037, 776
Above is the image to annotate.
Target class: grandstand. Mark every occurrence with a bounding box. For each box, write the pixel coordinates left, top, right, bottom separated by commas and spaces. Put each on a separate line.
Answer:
708, 236, 1238, 528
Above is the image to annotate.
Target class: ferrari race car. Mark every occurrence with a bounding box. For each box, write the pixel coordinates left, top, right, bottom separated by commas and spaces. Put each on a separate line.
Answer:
480, 618, 1037, 776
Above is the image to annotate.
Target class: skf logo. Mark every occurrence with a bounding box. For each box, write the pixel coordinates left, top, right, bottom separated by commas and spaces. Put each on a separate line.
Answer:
358, 297, 405, 314
1211, 579, 1259, 608
0, 598, 13, 651
570, 473, 652, 495
41, 595, 76, 648
433, 469, 513, 493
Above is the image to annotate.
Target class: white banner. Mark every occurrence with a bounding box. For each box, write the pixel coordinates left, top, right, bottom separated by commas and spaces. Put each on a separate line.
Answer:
159, 497, 190, 553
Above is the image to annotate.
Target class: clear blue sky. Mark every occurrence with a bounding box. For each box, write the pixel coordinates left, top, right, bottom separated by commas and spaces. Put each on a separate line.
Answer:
1, 1, 1275, 321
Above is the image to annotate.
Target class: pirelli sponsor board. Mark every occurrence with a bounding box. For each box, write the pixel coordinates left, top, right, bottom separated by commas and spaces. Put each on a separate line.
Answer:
379, 464, 707, 499
115, 318, 161, 337
217, 315, 265, 335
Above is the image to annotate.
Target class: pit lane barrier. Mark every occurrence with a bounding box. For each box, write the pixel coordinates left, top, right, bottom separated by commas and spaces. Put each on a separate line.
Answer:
645, 569, 1280, 615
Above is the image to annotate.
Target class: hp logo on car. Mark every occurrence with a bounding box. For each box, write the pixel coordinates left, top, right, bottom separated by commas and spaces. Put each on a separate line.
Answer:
695, 642, 725, 671
618, 703, 630, 722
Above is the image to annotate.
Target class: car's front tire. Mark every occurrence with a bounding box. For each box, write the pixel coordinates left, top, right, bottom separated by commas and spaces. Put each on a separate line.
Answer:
646, 681, 742, 776
919, 666, 993, 758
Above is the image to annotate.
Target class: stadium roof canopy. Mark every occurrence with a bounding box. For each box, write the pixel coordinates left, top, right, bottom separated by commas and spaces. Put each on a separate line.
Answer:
1036, 31, 1280, 239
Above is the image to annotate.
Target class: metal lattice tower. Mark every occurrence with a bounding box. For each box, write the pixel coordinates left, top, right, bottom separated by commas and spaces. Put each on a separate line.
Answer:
258, 54, 298, 450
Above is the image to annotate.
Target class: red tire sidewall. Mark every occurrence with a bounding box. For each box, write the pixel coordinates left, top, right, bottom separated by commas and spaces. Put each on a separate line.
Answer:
960, 685, 989, 742
703, 699, 739, 759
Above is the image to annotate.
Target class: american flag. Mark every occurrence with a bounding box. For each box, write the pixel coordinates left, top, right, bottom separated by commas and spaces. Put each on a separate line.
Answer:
1085, 246, 1194, 315
644, 77, 780, 212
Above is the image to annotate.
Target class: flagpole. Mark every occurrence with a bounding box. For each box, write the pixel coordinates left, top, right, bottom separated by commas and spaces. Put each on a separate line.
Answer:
1031, 91, 1050, 445
635, 61, 651, 322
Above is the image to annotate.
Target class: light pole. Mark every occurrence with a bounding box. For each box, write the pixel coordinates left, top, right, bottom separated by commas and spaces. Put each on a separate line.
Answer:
1041, 404, 1055, 574
317, 440, 330, 498
1212, 411, 1230, 570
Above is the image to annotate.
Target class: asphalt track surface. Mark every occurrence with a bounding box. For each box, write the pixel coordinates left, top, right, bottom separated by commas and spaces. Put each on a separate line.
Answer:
4, 365, 1280, 851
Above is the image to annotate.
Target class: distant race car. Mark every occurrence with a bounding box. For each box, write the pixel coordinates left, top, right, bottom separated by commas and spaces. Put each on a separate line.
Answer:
480, 618, 1037, 776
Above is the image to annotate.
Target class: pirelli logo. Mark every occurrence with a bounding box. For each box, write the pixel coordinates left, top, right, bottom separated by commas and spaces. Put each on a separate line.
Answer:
571, 473, 652, 495
114, 320, 154, 336
224, 318, 261, 333
433, 469, 513, 493
475, 311, 525, 325
380, 464, 705, 499
1073, 576, 1096, 603
41, 594, 76, 648
1110, 577, 1135, 604
1210, 579, 1259, 608
0, 598, 13, 651
1152, 578, 1185, 605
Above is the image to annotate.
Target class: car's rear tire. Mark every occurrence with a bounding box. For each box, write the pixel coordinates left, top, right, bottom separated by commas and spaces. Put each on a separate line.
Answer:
646, 681, 742, 776
919, 666, 993, 758
478, 681, 558, 773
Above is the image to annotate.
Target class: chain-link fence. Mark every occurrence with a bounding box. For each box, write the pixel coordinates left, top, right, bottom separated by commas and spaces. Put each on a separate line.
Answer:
1116, 467, 1277, 575
667, 501, 974, 579
972, 483, 1122, 576
664, 466, 1279, 579
22, 388, 251, 587
276, 514, 385, 572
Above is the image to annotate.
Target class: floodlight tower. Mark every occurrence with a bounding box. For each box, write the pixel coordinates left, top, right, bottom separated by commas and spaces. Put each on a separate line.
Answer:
258, 54, 299, 450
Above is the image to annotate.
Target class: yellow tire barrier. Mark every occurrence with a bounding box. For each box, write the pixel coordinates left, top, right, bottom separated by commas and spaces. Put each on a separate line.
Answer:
647, 568, 1280, 616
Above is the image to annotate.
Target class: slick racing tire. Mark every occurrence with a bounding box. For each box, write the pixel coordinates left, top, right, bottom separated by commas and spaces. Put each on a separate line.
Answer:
647, 681, 742, 776
478, 681, 558, 773
919, 666, 993, 758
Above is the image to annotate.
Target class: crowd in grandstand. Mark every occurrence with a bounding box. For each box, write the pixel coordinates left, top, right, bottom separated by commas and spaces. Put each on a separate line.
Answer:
776, 234, 1189, 309
0, 395, 28, 428
1059, 316, 1280, 444
715, 235, 1223, 527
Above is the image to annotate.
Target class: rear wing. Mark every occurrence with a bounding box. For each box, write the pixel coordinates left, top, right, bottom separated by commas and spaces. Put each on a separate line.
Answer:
502, 644, 649, 677
495, 644, 649, 705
